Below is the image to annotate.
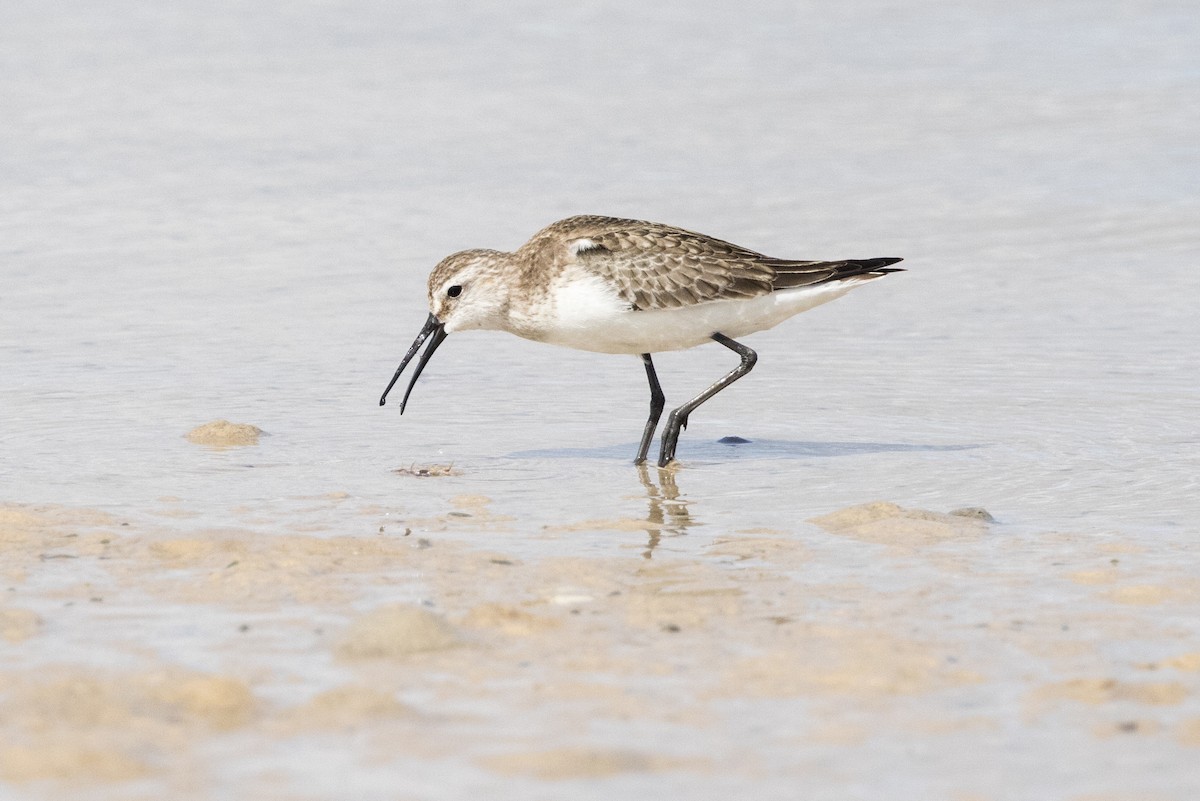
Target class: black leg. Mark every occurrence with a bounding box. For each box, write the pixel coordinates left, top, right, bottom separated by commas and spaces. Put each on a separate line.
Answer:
658, 333, 757, 467
634, 353, 666, 464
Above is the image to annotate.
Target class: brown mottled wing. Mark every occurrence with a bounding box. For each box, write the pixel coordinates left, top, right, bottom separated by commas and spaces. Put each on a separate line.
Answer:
564, 218, 776, 310
545, 216, 904, 311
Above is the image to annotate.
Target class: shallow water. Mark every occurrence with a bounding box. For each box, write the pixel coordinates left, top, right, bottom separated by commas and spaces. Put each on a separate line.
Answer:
3, 1, 1199, 799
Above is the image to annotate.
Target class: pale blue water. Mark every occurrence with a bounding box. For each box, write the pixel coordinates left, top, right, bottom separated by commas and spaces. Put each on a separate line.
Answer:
2, 1, 1199, 798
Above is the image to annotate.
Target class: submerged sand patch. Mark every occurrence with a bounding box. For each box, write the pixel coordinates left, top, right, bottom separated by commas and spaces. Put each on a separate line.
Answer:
478, 747, 702, 779
0, 666, 257, 783
1031, 678, 1189, 707
718, 627, 981, 699
273, 686, 417, 733
1, 497, 1197, 794
0, 609, 40, 643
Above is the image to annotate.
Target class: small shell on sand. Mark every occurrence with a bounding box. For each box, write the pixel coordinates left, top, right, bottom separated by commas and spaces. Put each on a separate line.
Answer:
185, 420, 264, 447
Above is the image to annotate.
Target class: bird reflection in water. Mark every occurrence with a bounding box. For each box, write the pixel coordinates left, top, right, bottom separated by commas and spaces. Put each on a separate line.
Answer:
636, 464, 692, 559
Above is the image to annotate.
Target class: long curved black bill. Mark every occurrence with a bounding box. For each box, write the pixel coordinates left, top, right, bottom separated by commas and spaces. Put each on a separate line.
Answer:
379, 313, 448, 413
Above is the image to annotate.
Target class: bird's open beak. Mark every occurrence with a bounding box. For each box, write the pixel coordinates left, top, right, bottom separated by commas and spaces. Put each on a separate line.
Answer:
379, 312, 448, 413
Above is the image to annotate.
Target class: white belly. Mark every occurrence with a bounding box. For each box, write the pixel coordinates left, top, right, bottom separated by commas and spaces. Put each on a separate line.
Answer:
526, 277, 871, 355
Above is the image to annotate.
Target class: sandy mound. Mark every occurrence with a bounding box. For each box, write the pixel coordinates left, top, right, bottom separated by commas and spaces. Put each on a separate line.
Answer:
336, 605, 462, 659
185, 420, 264, 447
808, 501, 989, 548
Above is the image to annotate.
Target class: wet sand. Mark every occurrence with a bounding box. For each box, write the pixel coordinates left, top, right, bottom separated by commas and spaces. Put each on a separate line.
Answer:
3, 479, 1198, 799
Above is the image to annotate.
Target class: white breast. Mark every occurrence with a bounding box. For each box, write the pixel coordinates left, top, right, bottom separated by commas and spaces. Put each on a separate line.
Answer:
520, 274, 874, 355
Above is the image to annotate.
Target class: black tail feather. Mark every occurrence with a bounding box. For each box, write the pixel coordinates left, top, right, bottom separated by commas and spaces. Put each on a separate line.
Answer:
770, 256, 904, 290
848, 257, 904, 272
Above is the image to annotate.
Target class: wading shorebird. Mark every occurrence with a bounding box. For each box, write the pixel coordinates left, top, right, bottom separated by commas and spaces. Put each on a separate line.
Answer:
380, 215, 902, 466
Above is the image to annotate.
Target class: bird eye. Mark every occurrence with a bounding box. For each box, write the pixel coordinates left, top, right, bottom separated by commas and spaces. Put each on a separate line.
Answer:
447, 285, 462, 298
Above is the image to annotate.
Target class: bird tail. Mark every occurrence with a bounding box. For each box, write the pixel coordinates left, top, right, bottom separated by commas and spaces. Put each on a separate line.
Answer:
770, 256, 904, 290
832, 257, 904, 279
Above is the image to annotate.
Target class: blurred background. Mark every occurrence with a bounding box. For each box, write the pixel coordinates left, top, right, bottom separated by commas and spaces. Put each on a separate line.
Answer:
3, 0, 1196, 527
2, 1, 1198, 798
